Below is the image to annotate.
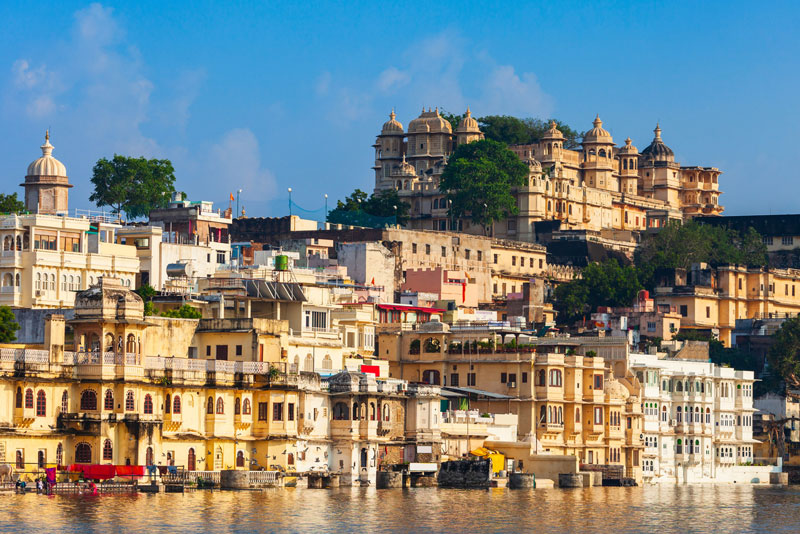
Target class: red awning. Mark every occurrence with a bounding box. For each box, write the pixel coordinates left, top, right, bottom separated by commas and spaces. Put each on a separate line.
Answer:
361, 365, 380, 377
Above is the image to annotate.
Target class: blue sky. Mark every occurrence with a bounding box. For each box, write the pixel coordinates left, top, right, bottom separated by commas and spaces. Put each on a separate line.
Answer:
1, 1, 798, 218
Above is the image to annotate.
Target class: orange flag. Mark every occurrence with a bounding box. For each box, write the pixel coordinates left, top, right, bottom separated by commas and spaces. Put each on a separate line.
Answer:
230, 192, 235, 201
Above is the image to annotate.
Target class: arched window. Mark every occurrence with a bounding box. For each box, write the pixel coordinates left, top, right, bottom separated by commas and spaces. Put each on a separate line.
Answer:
144, 394, 153, 414
539, 405, 546, 425
61, 390, 68, 413
676, 381, 683, 392
303, 354, 313, 371
103, 439, 113, 461
370, 402, 376, 421
56, 443, 63, 466
125, 390, 135, 411
36, 390, 46, 417
322, 355, 332, 370
173, 395, 181, 414
333, 402, 348, 420
207, 397, 214, 414
15, 387, 22, 409
216, 397, 224, 414
75, 442, 92, 464
104, 389, 114, 411
25, 388, 34, 409
383, 403, 390, 422
146, 446, 154, 466
676, 406, 682, 423
80, 389, 97, 411
126, 334, 136, 353
287, 452, 295, 465
16, 450, 23, 469
236, 451, 245, 467
165, 394, 171, 414
187, 448, 196, 471
235, 397, 241, 415
537, 370, 546, 386
352, 402, 359, 420
575, 407, 581, 423
433, 198, 439, 210
242, 398, 251, 415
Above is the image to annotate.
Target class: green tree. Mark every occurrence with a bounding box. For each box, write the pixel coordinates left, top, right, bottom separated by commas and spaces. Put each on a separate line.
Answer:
554, 259, 643, 322
522, 118, 585, 149
328, 188, 410, 226
476, 115, 531, 145
439, 139, 529, 232
0, 193, 26, 214
160, 304, 202, 319
89, 155, 177, 220
439, 109, 466, 132
0, 306, 20, 342
768, 317, 800, 390
135, 284, 157, 316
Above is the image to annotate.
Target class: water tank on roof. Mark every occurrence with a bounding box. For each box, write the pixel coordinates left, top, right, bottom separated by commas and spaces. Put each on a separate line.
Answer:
275, 255, 289, 271
166, 262, 193, 278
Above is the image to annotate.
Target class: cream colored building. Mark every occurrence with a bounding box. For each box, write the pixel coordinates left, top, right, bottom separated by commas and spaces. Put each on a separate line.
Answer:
373, 110, 723, 238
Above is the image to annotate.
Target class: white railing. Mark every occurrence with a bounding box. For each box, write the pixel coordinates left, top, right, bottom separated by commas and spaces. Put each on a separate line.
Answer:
248, 471, 279, 484
236, 361, 270, 374
73, 351, 101, 364
207, 360, 236, 373
185, 471, 220, 484
103, 352, 117, 365
0, 348, 50, 364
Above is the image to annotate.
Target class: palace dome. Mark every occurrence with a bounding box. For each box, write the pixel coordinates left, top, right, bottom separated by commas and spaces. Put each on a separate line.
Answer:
427, 108, 452, 133
583, 115, 613, 144
619, 137, 639, 154
392, 155, 416, 177
408, 108, 432, 133
26, 131, 67, 177
381, 110, 404, 134
456, 107, 480, 133
641, 124, 674, 161
541, 120, 565, 140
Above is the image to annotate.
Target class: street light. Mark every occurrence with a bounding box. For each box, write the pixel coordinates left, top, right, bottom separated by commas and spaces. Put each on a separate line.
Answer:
324, 194, 328, 223
288, 188, 293, 217
236, 189, 242, 218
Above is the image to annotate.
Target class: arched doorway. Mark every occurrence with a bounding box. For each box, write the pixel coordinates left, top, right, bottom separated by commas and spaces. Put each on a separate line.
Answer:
145, 446, 154, 466
360, 448, 368, 469
187, 448, 196, 471
236, 450, 245, 468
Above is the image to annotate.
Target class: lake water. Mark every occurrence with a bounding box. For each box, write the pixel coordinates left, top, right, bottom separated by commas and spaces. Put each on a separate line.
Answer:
2, 485, 800, 533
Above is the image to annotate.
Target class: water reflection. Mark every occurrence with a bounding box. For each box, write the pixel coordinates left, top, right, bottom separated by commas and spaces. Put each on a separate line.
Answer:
1, 485, 799, 533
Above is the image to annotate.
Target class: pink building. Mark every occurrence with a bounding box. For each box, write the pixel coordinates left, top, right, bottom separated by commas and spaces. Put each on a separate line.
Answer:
401, 267, 479, 308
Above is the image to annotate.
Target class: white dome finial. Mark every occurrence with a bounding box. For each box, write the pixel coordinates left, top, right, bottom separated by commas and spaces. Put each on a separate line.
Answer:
41, 130, 54, 157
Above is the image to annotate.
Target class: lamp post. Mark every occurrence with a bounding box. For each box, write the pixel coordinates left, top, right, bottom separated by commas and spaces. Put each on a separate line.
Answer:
393, 205, 397, 227
236, 189, 242, 218
324, 194, 328, 223
288, 188, 293, 217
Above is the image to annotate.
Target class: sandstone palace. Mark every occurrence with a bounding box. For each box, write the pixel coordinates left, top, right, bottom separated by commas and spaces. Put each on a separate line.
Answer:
373, 109, 723, 241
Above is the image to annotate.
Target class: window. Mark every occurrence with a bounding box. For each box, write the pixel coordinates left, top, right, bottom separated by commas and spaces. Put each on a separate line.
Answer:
273, 402, 284, 421
103, 439, 113, 461
477, 251, 482, 261
165, 394, 171, 413
216, 251, 226, 264
500, 372, 507, 383
450, 373, 460, 386
206, 345, 211, 357
207, 397, 214, 415
15, 450, 24, 469
679, 305, 688, 317
593, 375, 603, 390
763, 236, 773, 246
258, 402, 268, 421
25, 388, 33, 409
36, 390, 46, 417
15, 387, 22, 408
493, 254, 498, 264
594, 407, 603, 425
216, 397, 224, 414
243, 398, 251, 415
104, 389, 114, 411
412, 243, 417, 254
441, 246, 446, 257
465, 249, 471, 260
125, 391, 135, 412
235, 345, 243, 356
425, 244, 431, 255
522, 372, 528, 383
549, 369, 563, 387
61, 390, 68, 413
235, 397, 241, 415
75, 443, 92, 464
288, 403, 295, 421
144, 394, 153, 414
706, 306, 710, 319
512, 256, 516, 266
467, 373, 476, 386
783, 236, 794, 246
173, 395, 181, 414
80, 390, 97, 411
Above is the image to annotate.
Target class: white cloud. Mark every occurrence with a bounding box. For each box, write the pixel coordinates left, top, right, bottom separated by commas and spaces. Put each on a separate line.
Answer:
207, 128, 276, 204
377, 67, 410, 93
480, 65, 552, 117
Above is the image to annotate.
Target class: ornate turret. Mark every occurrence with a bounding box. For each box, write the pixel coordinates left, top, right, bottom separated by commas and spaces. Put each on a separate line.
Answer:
456, 107, 483, 145
21, 131, 72, 214
641, 124, 675, 162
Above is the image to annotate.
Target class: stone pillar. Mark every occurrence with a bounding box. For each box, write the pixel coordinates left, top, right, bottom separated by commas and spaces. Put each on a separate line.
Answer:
509, 473, 535, 489
220, 470, 249, 489
558, 473, 583, 488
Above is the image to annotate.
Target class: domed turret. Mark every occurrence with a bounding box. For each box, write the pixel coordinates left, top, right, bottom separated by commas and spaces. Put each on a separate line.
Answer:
541, 120, 565, 141
426, 107, 452, 134
391, 155, 416, 177
619, 137, 638, 154
408, 107, 432, 133
456, 107, 480, 133
21, 131, 72, 214
381, 110, 404, 134
641, 124, 674, 162
583, 115, 613, 144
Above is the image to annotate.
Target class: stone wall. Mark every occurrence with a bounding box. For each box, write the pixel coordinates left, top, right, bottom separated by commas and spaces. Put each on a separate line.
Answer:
12, 308, 75, 344
437, 459, 490, 487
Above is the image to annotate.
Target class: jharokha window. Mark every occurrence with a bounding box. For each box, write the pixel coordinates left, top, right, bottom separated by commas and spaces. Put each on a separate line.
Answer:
104, 389, 114, 411
75, 442, 92, 464
36, 390, 46, 417
125, 391, 135, 412
25, 388, 34, 409
216, 397, 224, 414
80, 390, 97, 411
144, 394, 153, 415
173, 395, 181, 414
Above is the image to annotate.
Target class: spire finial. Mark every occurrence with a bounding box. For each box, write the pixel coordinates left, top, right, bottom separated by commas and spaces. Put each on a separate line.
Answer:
654, 123, 662, 139
40, 130, 54, 157
390, 109, 396, 120
625, 137, 632, 146
465, 106, 471, 117
45, 129, 50, 142
593, 114, 602, 127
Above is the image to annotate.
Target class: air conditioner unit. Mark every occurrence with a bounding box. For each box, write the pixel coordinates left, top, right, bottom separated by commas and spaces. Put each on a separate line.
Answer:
507, 381, 517, 388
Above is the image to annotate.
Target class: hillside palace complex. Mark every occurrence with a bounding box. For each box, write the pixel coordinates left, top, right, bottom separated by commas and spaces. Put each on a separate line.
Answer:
373, 109, 723, 241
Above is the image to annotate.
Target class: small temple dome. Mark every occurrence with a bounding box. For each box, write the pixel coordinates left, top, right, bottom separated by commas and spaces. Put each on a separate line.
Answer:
408, 107, 432, 133
619, 137, 639, 154
583, 115, 613, 144
27, 131, 67, 177
391, 155, 416, 177
457, 107, 480, 133
381, 110, 404, 134
541, 120, 565, 140
641, 124, 674, 161
525, 157, 542, 172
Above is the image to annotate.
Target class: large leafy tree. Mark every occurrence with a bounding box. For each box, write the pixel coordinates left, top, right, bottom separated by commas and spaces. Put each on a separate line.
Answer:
90, 155, 177, 220
768, 317, 800, 390
477, 115, 585, 148
0, 306, 20, 342
634, 221, 768, 290
328, 188, 410, 226
554, 260, 643, 322
439, 139, 529, 232
0, 193, 26, 214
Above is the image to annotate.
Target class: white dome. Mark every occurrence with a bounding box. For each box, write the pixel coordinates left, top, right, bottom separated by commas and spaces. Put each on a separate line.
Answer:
26, 132, 67, 177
